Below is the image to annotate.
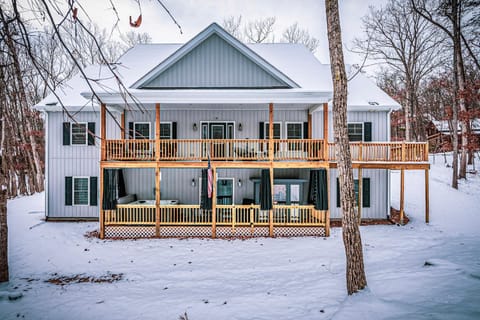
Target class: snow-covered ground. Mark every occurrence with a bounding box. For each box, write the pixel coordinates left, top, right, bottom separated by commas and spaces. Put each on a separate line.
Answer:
1, 155, 480, 320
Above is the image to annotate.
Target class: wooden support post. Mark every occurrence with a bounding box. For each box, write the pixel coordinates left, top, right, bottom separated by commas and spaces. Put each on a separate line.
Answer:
101, 103, 106, 161
400, 169, 405, 225
120, 111, 125, 139
268, 103, 274, 161
425, 169, 429, 223
99, 167, 105, 239
323, 103, 329, 160
325, 168, 331, 237
269, 166, 274, 237
155, 103, 160, 161
155, 166, 161, 237
401, 142, 406, 162
358, 168, 362, 224
211, 167, 217, 238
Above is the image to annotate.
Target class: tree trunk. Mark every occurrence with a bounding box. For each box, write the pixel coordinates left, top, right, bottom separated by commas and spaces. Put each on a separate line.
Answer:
0, 190, 8, 282
453, 0, 468, 179
325, 0, 367, 295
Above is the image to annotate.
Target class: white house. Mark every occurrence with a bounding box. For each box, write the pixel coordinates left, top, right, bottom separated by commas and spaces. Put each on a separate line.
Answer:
35, 23, 429, 238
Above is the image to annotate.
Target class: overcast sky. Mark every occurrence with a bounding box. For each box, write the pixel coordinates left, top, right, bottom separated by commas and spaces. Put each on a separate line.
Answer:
75, 0, 386, 66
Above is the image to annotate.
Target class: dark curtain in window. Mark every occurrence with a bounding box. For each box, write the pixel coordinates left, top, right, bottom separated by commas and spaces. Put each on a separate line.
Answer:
260, 169, 272, 210
118, 169, 126, 198
200, 169, 212, 210
102, 169, 126, 210
308, 169, 328, 210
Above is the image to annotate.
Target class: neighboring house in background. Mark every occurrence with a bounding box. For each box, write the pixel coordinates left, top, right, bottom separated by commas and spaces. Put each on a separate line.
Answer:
427, 118, 480, 153
34, 23, 430, 239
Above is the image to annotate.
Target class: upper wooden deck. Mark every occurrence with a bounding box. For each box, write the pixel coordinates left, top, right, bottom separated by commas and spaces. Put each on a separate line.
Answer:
103, 139, 429, 167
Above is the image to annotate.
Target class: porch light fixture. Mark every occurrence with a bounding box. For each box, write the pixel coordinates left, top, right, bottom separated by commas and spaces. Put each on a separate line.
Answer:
238, 123, 243, 131
237, 179, 242, 187
193, 123, 198, 131
191, 178, 196, 187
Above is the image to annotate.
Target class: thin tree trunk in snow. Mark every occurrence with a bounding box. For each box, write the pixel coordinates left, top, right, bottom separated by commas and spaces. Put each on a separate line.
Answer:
325, 0, 367, 295
0, 190, 8, 282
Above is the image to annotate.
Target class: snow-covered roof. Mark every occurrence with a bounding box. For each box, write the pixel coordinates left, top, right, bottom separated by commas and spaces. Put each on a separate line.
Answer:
35, 23, 400, 112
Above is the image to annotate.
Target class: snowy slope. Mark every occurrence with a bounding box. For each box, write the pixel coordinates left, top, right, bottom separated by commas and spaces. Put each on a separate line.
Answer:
1, 155, 479, 320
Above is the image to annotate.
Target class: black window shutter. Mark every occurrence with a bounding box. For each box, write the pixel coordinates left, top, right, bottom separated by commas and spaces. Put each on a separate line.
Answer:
364, 122, 372, 142
172, 122, 177, 139
90, 177, 98, 206
63, 122, 71, 145
259, 122, 265, 139
128, 122, 134, 139
362, 178, 370, 208
65, 176, 73, 206
336, 178, 340, 207
88, 122, 95, 145
303, 122, 309, 139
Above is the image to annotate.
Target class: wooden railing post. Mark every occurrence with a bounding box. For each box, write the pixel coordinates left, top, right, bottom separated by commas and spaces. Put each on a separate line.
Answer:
100, 103, 106, 161
99, 167, 105, 239
401, 142, 406, 162
155, 166, 160, 237
211, 167, 217, 238
425, 142, 429, 161
359, 143, 363, 161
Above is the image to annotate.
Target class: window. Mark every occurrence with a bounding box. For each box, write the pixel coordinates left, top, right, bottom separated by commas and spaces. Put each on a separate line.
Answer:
265, 122, 281, 139
273, 184, 287, 203
347, 123, 363, 142
272, 183, 302, 204
160, 123, 172, 139
71, 123, 87, 145
134, 122, 150, 139
336, 178, 370, 207
286, 123, 303, 139
73, 177, 89, 206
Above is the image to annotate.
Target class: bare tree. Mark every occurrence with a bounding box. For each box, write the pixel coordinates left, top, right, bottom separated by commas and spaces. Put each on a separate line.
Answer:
244, 17, 276, 43
282, 22, 320, 53
411, 0, 478, 182
120, 30, 152, 51
222, 15, 243, 41
325, 0, 367, 294
354, 0, 445, 141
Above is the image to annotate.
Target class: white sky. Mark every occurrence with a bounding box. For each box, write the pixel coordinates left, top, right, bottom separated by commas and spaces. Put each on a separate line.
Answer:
76, 0, 387, 65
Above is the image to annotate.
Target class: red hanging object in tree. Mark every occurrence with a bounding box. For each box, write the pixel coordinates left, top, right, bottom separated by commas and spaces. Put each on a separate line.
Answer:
129, 14, 142, 28
72, 7, 78, 20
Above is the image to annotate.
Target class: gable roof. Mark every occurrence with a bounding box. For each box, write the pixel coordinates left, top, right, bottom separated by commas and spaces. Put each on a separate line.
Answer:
132, 23, 298, 89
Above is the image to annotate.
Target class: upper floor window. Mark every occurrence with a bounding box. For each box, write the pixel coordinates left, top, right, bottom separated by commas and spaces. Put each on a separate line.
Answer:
160, 123, 172, 139
134, 122, 150, 139
286, 123, 303, 139
62, 122, 95, 146
265, 122, 281, 139
71, 123, 88, 145
348, 123, 363, 142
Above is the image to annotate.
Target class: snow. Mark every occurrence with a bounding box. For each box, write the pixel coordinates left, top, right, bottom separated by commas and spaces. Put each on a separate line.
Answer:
1, 156, 480, 320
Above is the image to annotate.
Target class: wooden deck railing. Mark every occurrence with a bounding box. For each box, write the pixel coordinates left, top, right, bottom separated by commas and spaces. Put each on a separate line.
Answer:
106, 204, 326, 228
327, 142, 428, 162
104, 139, 428, 163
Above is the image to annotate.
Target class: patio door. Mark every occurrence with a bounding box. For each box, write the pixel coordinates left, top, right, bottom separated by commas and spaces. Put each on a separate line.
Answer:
201, 122, 234, 158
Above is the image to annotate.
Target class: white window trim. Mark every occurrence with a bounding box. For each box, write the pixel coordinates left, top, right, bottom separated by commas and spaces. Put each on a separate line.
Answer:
347, 122, 364, 142
133, 122, 151, 139
72, 176, 89, 206
70, 122, 88, 146
285, 122, 303, 139
265, 122, 282, 139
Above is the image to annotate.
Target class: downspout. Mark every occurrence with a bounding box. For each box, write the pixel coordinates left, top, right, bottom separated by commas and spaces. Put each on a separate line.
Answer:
44, 111, 49, 220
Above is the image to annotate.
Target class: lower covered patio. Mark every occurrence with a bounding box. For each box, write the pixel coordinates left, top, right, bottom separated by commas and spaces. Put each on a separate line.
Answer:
100, 167, 330, 238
